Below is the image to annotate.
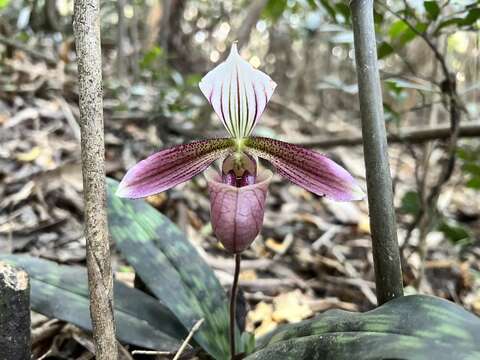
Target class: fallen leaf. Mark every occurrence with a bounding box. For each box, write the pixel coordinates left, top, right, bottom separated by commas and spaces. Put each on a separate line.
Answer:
239, 269, 257, 281
272, 290, 313, 323
357, 213, 371, 234
16, 146, 41, 162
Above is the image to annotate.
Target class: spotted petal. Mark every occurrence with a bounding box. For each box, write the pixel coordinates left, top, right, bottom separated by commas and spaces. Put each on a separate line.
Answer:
245, 137, 365, 201
199, 43, 277, 139
117, 138, 235, 198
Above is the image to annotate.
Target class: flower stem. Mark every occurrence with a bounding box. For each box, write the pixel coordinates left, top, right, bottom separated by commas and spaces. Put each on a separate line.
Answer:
230, 253, 241, 359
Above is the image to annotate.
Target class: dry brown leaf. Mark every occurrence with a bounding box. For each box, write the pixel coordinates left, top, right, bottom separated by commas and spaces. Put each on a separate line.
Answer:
357, 213, 371, 234
16, 146, 41, 162
248, 301, 273, 324
247, 302, 277, 336
272, 290, 313, 323
146, 193, 168, 208
239, 269, 257, 281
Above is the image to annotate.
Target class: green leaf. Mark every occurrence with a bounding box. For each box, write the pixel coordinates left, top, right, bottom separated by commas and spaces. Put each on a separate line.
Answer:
306, 0, 317, 10
377, 41, 394, 59
436, 17, 464, 32
140, 46, 163, 69
0, 255, 186, 351
334, 3, 350, 22
437, 8, 480, 32
388, 20, 427, 46
319, 0, 337, 21
438, 220, 471, 243
262, 0, 287, 21
463, 163, 480, 177
0, 0, 10, 9
106, 179, 232, 359
466, 177, 480, 189
389, 20, 411, 38
400, 191, 422, 216
463, 8, 480, 26
457, 147, 478, 162
424, 1, 440, 21
248, 295, 480, 359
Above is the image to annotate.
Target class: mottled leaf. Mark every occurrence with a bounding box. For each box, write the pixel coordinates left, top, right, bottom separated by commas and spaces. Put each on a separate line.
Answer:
247, 295, 480, 359
0, 255, 186, 351
107, 178, 233, 359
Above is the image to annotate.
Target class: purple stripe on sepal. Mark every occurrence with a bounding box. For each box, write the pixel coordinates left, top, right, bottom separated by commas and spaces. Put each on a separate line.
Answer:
199, 44, 276, 139
206, 169, 273, 253
116, 138, 235, 198
245, 137, 365, 201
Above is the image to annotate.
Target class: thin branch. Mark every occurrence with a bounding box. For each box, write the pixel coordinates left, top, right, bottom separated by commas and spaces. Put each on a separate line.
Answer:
350, 0, 404, 304
235, 0, 269, 50
0, 34, 58, 65
131, 317, 204, 358
173, 318, 204, 360
73, 0, 117, 358
300, 122, 480, 149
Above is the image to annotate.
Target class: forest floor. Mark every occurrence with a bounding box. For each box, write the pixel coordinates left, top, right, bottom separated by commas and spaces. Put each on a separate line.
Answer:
1, 45, 479, 359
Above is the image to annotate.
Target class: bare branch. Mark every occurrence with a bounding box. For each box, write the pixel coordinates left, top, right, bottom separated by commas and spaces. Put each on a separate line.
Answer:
300, 122, 480, 149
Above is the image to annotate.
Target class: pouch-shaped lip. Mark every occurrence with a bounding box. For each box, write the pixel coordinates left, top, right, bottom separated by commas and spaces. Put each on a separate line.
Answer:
206, 169, 273, 253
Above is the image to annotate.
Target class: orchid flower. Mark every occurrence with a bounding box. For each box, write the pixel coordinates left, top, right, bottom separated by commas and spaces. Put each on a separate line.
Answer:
117, 44, 364, 253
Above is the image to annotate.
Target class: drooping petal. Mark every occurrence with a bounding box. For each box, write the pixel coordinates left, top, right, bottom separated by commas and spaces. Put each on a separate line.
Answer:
245, 137, 365, 201
117, 138, 235, 198
199, 43, 277, 139
206, 169, 273, 253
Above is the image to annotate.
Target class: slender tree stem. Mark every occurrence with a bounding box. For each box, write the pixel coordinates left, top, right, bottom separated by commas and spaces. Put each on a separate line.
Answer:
350, 0, 404, 304
230, 254, 241, 359
74, 0, 117, 358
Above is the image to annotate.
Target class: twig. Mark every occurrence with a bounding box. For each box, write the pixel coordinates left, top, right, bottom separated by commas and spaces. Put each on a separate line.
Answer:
131, 318, 205, 358
73, 0, 117, 359
0, 34, 58, 65
299, 122, 480, 149
172, 318, 204, 360
131, 350, 171, 356
235, 0, 269, 50
350, 0, 404, 304
230, 254, 241, 360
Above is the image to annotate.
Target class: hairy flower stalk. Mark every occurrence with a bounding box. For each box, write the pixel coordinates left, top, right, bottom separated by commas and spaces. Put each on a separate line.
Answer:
117, 43, 364, 359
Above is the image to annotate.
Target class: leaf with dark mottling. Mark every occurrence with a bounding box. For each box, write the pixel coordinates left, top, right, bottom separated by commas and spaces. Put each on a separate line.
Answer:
247, 295, 480, 359
107, 178, 233, 359
1, 255, 187, 351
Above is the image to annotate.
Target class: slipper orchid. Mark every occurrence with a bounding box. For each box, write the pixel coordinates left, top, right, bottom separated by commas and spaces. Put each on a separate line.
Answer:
117, 43, 364, 253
